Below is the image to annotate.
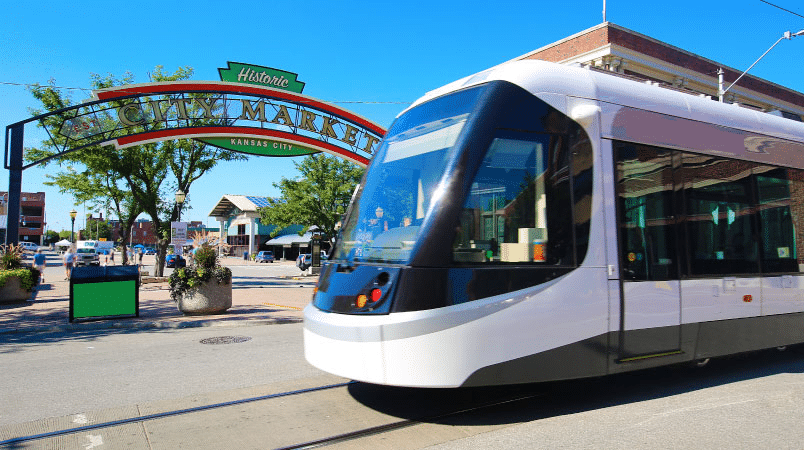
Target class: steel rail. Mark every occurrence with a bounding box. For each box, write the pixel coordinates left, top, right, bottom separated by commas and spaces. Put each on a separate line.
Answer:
0, 381, 354, 446
274, 391, 547, 450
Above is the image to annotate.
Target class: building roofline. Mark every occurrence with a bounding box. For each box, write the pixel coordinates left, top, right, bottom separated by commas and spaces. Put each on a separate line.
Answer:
509, 22, 804, 109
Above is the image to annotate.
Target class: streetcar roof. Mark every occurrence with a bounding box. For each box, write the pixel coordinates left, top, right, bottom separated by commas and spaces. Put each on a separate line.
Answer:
405, 60, 804, 145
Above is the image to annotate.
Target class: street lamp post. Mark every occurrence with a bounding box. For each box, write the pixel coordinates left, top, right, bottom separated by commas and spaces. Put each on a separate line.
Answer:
175, 189, 186, 222
69, 209, 77, 243
175, 189, 186, 255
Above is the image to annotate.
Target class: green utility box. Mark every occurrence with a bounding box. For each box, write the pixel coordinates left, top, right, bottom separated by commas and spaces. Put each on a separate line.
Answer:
69, 265, 139, 322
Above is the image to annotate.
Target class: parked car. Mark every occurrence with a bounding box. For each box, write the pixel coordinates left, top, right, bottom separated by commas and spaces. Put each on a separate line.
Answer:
75, 247, 100, 266
18, 242, 38, 252
296, 253, 312, 271
166, 254, 186, 268
255, 251, 275, 263
144, 247, 156, 255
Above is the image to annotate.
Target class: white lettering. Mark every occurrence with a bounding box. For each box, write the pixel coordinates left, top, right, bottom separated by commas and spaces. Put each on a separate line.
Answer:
237, 67, 251, 82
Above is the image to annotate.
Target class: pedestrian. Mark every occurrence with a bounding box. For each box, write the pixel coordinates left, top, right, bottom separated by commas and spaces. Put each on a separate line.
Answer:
109, 249, 115, 265
64, 246, 76, 279
138, 249, 143, 266
33, 249, 46, 284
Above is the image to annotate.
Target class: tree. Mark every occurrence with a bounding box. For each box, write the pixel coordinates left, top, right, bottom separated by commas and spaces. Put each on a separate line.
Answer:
26, 66, 246, 275
79, 217, 112, 241
259, 154, 364, 242
43, 230, 60, 245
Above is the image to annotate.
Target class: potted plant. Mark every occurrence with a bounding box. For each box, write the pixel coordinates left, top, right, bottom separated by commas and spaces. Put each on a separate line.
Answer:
168, 245, 232, 314
0, 244, 40, 303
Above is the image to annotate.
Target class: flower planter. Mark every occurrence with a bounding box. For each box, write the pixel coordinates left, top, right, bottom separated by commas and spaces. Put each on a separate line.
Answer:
175, 280, 232, 315
0, 275, 32, 303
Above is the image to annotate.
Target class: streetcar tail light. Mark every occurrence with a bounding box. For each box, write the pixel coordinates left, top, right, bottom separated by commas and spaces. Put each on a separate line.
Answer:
370, 288, 382, 303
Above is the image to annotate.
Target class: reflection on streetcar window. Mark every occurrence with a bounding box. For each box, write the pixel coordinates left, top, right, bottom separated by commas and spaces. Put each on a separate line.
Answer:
452, 131, 573, 265
332, 85, 483, 264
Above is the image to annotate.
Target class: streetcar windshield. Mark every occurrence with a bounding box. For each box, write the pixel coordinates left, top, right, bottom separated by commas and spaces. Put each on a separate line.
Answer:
332, 86, 484, 264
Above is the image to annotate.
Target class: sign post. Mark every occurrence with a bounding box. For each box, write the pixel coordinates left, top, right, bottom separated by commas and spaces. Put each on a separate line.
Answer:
171, 222, 187, 255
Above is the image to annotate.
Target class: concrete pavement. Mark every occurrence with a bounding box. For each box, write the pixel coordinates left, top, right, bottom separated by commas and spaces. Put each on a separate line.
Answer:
0, 252, 315, 334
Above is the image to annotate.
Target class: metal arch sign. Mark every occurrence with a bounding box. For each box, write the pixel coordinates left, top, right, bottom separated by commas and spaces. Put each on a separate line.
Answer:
56, 81, 384, 166
4, 65, 387, 245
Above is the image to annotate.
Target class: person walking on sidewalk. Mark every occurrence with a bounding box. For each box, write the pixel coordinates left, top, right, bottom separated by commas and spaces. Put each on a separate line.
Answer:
33, 249, 46, 284
109, 249, 115, 265
64, 246, 76, 279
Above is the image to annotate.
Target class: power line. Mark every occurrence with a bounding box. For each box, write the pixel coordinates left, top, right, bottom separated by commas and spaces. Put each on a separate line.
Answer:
760, 0, 804, 19
0, 80, 411, 104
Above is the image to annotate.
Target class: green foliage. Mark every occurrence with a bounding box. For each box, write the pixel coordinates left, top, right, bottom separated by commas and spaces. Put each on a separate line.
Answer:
0, 268, 40, 292
168, 245, 231, 301
194, 246, 217, 269
44, 230, 61, 245
79, 219, 113, 241
0, 244, 25, 270
258, 154, 364, 241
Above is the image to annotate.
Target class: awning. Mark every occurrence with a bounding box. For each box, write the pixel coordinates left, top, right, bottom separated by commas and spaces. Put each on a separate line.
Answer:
264, 231, 313, 246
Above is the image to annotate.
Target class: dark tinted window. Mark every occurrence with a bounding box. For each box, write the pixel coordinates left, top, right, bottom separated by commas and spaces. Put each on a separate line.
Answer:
452, 130, 573, 265
683, 155, 759, 275
616, 144, 678, 280
755, 167, 802, 273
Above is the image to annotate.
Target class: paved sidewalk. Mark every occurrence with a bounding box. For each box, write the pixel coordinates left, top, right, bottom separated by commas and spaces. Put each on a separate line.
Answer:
0, 254, 315, 335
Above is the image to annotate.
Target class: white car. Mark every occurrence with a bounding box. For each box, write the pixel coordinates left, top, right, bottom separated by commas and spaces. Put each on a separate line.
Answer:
18, 242, 39, 252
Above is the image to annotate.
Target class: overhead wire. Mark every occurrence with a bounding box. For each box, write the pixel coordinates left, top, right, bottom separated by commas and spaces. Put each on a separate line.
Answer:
0, 80, 411, 104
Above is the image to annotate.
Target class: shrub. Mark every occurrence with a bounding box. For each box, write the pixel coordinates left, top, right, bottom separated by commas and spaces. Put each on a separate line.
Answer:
0, 244, 40, 292
194, 246, 217, 269
168, 245, 231, 301
0, 244, 25, 270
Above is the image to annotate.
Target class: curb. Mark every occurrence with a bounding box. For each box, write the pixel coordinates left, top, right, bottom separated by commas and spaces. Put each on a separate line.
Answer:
0, 316, 303, 336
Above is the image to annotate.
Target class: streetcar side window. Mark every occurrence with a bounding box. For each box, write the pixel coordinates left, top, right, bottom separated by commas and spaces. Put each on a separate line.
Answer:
755, 167, 802, 273
615, 140, 804, 278
616, 144, 678, 281
684, 156, 760, 275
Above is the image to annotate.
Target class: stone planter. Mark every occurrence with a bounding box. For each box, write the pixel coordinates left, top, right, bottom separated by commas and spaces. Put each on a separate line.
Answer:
0, 275, 32, 303
175, 281, 232, 315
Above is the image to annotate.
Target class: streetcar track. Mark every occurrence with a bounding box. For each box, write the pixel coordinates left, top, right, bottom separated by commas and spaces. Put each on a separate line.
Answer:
274, 390, 547, 450
0, 381, 354, 446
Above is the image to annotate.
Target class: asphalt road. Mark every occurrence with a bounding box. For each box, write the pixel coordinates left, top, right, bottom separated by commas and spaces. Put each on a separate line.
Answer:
0, 322, 318, 427
3, 257, 804, 448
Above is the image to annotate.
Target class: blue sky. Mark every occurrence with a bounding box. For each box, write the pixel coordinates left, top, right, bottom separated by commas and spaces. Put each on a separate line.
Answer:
2, 0, 804, 233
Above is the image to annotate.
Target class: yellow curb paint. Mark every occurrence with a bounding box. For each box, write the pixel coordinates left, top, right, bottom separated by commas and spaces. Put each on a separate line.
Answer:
262, 303, 303, 311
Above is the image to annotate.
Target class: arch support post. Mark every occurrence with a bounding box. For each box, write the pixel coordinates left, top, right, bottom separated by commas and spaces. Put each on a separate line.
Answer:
5, 124, 23, 245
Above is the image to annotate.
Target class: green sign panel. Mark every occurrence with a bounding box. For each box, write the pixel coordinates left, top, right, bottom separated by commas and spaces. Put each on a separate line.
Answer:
73, 280, 137, 319
218, 62, 305, 93
198, 137, 320, 157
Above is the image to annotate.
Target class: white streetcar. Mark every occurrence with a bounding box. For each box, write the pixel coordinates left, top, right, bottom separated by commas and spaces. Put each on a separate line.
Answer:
304, 60, 804, 387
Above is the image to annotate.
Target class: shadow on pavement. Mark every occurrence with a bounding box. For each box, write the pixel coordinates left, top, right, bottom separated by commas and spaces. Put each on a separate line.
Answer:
348, 344, 804, 426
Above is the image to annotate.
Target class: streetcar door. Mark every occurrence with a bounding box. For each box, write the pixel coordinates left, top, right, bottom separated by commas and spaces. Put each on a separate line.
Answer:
616, 143, 682, 360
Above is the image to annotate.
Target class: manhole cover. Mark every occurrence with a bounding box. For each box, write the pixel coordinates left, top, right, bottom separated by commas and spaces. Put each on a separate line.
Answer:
200, 336, 252, 345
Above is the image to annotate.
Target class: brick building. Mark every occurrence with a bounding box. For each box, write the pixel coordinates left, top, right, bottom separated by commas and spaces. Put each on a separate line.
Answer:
511, 22, 804, 120
0, 191, 46, 245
